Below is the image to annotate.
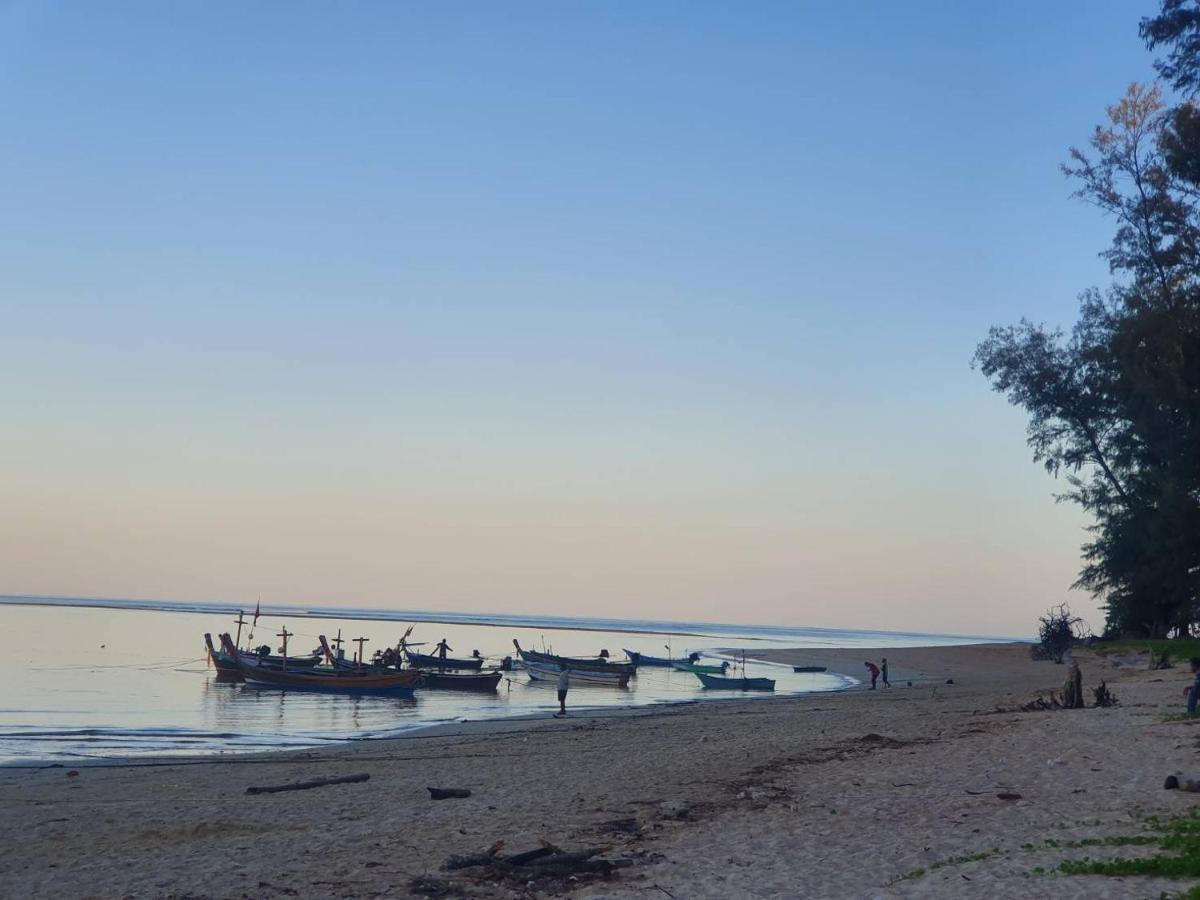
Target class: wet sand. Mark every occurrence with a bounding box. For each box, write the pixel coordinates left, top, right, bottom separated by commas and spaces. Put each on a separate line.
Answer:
1, 643, 1197, 898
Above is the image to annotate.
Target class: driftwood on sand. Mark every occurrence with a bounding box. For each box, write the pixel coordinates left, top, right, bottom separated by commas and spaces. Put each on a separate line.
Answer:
428, 787, 471, 800
245, 773, 370, 795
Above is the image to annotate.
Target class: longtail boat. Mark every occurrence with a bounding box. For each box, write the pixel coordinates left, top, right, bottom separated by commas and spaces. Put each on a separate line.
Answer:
416, 670, 503, 691
522, 658, 631, 687
403, 648, 484, 671
624, 649, 698, 668
671, 660, 730, 675
512, 640, 635, 675
209, 633, 322, 678
694, 671, 775, 691
236, 657, 420, 694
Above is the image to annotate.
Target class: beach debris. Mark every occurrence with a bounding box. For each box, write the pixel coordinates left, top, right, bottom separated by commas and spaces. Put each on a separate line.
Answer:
1062, 661, 1085, 709
441, 839, 631, 882
996, 792, 1022, 801
858, 733, 906, 748
245, 772, 369, 795
1093, 680, 1118, 707
66, 770, 79, 778
657, 799, 691, 819
1163, 774, 1200, 791
1018, 695, 1063, 711
428, 787, 472, 800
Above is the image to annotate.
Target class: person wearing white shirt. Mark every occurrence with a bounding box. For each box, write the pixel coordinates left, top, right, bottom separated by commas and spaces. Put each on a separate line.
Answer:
555, 664, 570, 717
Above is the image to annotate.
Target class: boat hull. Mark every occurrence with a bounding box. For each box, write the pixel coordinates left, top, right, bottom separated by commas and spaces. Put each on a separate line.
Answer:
403, 649, 484, 670
671, 661, 729, 675
514, 643, 635, 675
625, 650, 693, 668
238, 660, 420, 695
523, 659, 631, 687
416, 670, 503, 691
694, 672, 775, 691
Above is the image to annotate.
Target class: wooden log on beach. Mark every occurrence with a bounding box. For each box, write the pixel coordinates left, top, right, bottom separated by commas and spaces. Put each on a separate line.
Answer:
428, 786, 471, 800
246, 772, 369, 795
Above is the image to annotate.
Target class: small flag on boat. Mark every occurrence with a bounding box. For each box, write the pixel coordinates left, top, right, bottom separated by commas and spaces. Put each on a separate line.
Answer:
253, 601, 260, 625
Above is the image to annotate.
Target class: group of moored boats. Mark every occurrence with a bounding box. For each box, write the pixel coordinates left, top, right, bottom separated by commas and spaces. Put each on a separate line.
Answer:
203, 616, 778, 695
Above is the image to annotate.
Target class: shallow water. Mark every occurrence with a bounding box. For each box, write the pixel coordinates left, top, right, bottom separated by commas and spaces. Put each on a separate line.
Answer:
0, 599, 998, 762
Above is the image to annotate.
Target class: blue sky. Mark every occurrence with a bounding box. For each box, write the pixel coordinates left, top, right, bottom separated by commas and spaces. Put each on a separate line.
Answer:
0, 1, 1163, 635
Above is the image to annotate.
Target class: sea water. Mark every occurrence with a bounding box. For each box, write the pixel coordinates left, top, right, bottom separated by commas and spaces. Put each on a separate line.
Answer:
0, 597, 1003, 763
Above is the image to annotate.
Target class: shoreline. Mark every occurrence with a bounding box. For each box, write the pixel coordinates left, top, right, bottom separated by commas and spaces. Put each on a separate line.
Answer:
0, 642, 1018, 770
0, 646, 868, 771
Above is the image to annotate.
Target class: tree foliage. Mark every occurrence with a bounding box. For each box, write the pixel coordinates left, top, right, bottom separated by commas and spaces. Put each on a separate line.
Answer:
975, 7, 1200, 637
1037, 603, 1083, 664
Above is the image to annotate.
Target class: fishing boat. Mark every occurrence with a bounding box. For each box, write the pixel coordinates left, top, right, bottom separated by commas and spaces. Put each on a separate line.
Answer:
415, 670, 503, 691
694, 671, 775, 691
522, 658, 631, 687
671, 660, 730, 675
624, 649, 698, 668
236, 658, 421, 695
512, 640, 636, 675
403, 648, 484, 671
209, 633, 322, 677
793, 665, 827, 673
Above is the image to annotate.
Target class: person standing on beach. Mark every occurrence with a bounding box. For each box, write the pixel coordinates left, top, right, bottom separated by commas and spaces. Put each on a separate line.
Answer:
555, 664, 570, 717
1185, 658, 1200, 715
864, 661, 880, 690
881, 657, 890, 688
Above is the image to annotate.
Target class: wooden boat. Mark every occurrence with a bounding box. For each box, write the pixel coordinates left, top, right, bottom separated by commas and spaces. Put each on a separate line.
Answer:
694, 671, 775, 691
793, 665, 827, 673
403, 648, 484, 671
415, 669, 503, 691
522, 658, 631, 687
624, 649, 698, 668
512, 640, 635, 675
236, 657, 420, 694
209, 633, 322, 678
671, 660, 730, 675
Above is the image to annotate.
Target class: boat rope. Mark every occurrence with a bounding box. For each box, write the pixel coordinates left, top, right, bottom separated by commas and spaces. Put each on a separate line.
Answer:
27, 656, 208, 672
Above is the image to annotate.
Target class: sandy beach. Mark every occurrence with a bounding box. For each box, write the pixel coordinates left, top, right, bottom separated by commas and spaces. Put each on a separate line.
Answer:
2, 643, 1198, 899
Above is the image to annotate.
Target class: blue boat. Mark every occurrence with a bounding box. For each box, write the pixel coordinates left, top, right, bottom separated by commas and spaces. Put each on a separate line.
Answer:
624, 649, 699, 668
694, 672, 775, 691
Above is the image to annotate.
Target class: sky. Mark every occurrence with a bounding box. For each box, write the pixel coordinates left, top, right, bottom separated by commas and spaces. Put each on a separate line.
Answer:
0, 1, 1166, 637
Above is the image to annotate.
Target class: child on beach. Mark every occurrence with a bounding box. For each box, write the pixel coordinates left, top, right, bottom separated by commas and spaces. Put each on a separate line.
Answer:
1185, 658, 1200, 715
881, 657, 890, 688
864, 661, 880, 690
555, 664, 570, 717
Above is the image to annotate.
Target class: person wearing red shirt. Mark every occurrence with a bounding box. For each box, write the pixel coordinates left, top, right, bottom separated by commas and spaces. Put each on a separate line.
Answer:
864, 661, 880, 690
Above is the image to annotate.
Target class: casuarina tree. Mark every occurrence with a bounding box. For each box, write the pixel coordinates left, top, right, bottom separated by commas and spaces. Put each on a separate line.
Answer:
975, 8, 1200, 637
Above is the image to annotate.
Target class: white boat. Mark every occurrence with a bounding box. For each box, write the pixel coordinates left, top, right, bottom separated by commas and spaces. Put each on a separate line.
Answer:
523, 659, 631, 687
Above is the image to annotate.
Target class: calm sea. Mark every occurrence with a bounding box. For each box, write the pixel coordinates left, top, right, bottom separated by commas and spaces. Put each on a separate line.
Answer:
0, 597, 1005, 763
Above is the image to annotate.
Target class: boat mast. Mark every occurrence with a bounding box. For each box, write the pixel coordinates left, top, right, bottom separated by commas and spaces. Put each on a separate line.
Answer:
353, 636, 369, 670
277, 626, 292, 671
234, 610, 248, 650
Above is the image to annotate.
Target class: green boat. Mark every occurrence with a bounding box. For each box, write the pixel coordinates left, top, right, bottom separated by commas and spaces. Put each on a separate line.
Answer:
671, 660, 730, 675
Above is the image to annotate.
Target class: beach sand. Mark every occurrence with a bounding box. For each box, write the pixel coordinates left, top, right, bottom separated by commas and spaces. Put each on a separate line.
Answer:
2, 643, 1198, 898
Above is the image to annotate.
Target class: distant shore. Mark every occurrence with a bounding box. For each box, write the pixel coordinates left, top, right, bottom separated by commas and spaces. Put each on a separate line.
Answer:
3, 642, 1193, 898
0, 593, 1019, 643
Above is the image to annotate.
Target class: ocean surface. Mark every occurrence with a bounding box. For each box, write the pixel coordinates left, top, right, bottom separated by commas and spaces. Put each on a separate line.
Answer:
0, 596, 1009, 764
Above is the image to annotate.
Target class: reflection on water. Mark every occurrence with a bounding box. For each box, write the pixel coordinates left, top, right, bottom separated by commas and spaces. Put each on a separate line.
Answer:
0, 602, 977, 762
